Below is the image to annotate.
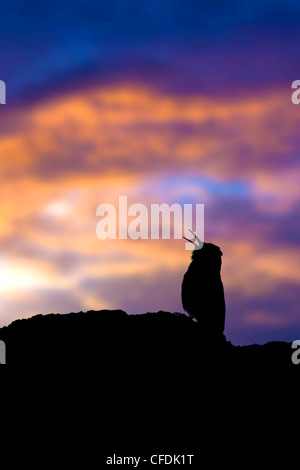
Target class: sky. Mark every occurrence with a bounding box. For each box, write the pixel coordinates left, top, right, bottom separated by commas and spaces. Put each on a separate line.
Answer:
0, 0, 300, 345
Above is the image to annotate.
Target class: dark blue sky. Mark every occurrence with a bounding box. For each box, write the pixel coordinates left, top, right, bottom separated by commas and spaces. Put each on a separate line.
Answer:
2, 0, 300, 103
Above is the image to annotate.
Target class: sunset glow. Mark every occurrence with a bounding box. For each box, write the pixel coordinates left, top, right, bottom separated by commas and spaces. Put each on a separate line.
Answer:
1, 1, 300, 344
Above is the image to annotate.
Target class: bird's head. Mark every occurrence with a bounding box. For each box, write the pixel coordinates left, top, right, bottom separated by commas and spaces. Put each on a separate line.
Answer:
183, 230, 223, 268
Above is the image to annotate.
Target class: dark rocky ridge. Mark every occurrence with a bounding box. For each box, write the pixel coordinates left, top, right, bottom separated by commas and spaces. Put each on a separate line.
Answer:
1, 309, 297, 464
0, 309, 296, 372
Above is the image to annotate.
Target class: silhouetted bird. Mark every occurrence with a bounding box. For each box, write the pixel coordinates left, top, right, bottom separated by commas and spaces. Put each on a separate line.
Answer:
181, 231, 226, 339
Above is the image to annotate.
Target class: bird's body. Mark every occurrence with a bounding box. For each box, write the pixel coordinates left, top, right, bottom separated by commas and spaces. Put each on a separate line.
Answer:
181, 242, 226, 338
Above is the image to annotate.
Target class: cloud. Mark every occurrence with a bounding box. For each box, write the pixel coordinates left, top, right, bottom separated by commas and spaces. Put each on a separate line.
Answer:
0, 84, 299, 345
2, 86, 300, 182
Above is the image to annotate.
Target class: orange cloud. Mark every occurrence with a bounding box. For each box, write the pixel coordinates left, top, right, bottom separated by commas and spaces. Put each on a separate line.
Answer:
1, 85, 299, 181
0, 84, 299, 341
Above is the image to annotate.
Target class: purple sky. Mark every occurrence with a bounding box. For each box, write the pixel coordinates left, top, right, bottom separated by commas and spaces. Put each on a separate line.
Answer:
0, 1, 300, 345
